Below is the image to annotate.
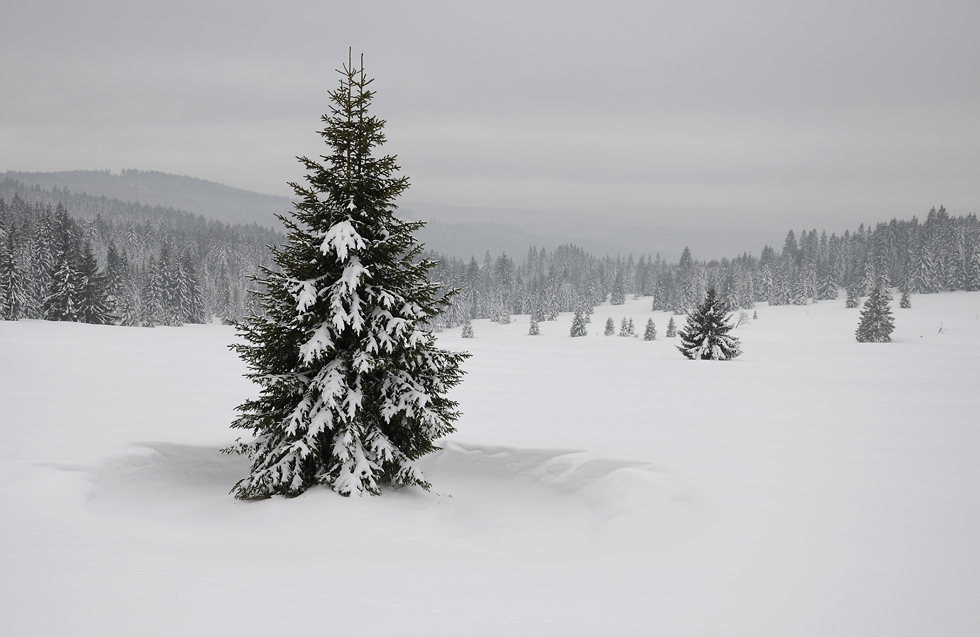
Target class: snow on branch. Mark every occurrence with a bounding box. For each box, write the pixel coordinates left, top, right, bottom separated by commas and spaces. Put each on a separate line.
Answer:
320, 219, 365, 261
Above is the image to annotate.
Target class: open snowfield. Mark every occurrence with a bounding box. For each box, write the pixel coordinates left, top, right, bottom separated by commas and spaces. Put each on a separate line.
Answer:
2, 293, 979, 636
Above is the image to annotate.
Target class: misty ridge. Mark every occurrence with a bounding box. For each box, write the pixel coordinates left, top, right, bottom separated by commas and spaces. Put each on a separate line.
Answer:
6, 170, 785, 261
1, 170, 978, 328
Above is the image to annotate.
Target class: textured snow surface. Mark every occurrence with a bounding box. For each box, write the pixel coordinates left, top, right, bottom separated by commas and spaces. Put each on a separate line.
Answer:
2, 293, 980, 636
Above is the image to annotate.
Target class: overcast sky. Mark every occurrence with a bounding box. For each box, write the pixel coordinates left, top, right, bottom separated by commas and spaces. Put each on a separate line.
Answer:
3, 0, 979, 234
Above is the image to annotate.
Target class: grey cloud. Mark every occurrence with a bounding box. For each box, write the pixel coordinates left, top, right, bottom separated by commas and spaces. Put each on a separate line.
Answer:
2, 0, 978, 236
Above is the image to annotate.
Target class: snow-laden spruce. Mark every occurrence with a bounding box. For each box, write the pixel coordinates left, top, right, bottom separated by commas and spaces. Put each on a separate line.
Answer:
677, 288, 742, 360
855, 281, 895, 343
643, 318, 657, 341
570, 309, 588, 337
226, 54, 468, 498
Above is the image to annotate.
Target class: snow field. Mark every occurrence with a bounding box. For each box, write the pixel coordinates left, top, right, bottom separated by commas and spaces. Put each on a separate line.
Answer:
2, 292, 980, 635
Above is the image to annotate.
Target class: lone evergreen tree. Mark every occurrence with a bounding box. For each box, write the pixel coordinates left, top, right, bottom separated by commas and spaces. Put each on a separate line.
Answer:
855, 282, 895, 343
460, 318, 474, 338
603, 317, 615, 336
570, 309, 588, 337
528, 314, 540, 335
665, 316, 677, 338
845, 286, 860, 309
677, 289, 742, 360
227, 53, 468, 498
900, 290, 911, 309
643, 318, 657, 341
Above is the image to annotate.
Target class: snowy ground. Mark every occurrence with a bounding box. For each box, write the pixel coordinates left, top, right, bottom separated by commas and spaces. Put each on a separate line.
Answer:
2, 293, 979, 636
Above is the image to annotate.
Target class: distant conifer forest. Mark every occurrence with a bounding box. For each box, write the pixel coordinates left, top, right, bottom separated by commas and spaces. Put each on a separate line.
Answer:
2, 177, 977, 328
0, 181, 277, 325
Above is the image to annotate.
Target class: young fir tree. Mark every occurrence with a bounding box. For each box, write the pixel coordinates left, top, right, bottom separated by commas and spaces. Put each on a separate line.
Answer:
619, 316, 630, 337
900, 290, 911, 309
677, 288, 742, 360
570, 309, 588, 337
226, 54, 468, 499
855, 282, 895, 343
76, 241, 115, 325
528, 314, 540, 335
44, 214, 81, 322
643, 318, 657, 341
460, 318, 474, 338
665, 316, 677, 338
0, 232, 28, 321
844, 286, 860, 309
603, 317, 615, 336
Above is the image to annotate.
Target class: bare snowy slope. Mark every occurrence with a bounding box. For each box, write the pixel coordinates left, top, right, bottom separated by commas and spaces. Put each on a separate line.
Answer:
2, 293, 979, 636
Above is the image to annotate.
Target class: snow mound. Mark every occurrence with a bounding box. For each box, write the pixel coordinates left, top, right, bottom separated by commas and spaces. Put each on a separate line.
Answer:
72, 443, 251, 525
421, 442, 699, 544
57, 441, 697, 550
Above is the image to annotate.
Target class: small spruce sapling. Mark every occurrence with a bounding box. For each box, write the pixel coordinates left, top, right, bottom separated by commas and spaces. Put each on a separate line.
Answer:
643, 318, 657, 341
570, 309, 588, 337
528, 315, 540, 335
677, 289, 742, 360
666, 316, 677, 338
855, 282, 895, 343
604, 317, 615, 336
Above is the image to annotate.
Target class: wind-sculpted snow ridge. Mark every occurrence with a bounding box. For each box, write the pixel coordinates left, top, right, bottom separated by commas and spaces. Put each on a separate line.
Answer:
423, 442, 698, 541
65, 440, 697, 549
423, 442, 697, 543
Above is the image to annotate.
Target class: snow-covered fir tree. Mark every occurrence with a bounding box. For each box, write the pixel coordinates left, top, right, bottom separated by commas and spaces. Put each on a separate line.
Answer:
226, 54, 468, 498
845, 286, 860, 308
0, 232, 28, 320
460, 318, 474, 338
900, 290, 911, 309
665, 316, 677, 338
677, 289, 742, 360
44, 206, 81, 322
855, 281, 895, 343
528, 314, 540, 335
603, 317, 615, 336
76, 241, 115, 325
570, 309, 588, 337
643, 318, 657, 341
609, 266, 626, 305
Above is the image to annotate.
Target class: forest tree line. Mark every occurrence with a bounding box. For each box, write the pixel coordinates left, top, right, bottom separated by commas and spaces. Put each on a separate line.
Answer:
0, 192, 277, 325
2, 177, 978, 330
426, 205, 980, 330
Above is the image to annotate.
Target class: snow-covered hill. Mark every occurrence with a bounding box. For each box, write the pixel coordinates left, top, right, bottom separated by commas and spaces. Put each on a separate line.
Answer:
2, 293, 979, 636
